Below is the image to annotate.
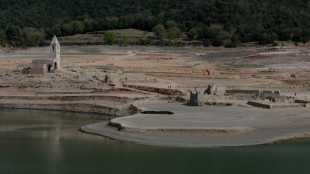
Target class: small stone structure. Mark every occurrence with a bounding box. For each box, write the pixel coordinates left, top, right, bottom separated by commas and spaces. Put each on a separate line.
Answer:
31, 36, 60, 74
189, 91, 203, 106
247, 101, 303, 109
206, 85, 226, 95
206, 85, 216, 95
105, 75, 111, 83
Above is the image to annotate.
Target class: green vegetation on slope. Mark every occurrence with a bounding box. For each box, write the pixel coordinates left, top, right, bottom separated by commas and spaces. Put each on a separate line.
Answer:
0, 0, 310, 47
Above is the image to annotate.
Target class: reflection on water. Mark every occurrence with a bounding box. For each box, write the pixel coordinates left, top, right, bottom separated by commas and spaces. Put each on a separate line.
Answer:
1, 109, 310, 174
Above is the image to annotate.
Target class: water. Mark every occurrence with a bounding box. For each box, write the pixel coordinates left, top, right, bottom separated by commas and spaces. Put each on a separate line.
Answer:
1, 109, 310, 174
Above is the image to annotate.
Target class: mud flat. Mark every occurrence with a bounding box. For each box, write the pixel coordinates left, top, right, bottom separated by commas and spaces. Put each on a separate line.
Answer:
81, 100, 310, 148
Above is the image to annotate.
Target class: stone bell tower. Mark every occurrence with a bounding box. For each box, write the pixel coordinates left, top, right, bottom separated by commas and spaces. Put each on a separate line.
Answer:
50, 35, 60, 70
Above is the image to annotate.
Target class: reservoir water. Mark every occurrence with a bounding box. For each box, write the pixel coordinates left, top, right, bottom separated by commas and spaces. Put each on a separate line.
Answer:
1, 109, 310, 174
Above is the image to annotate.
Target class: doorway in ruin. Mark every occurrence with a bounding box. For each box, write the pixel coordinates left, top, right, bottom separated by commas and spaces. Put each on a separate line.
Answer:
48, 64, 52, 73
54, 62, 58, 70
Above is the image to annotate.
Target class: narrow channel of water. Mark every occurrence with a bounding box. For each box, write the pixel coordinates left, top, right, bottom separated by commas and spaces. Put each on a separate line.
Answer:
0, 109, 310, 174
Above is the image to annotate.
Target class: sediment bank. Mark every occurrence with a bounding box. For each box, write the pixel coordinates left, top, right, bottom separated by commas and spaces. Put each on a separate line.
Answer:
81, 101, 310, 148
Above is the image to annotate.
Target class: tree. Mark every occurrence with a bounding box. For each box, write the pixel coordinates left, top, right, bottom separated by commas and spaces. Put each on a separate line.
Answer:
225, 36, 238, 48
256, 33, 276, 45
104, 31, 117, 44
61, 23, 73, 36
166, 20, 177, 29
84, 18, 94, 31
45, 26, 61, 39
6, 25, 21, 46
72, 20, 85, 34
202, 39, 211, 47
277, 30, 291, 41
167, 27, 182, 39
105, 17, 119, 29
0, 29, 5, 43
212, 36, 223, 46
188, 27, 201, 39
152, 24, 166, 39
301, 37, 309, 46
6, 25, 20, 41
119, 36, 128, 47
24, 31, 45, 46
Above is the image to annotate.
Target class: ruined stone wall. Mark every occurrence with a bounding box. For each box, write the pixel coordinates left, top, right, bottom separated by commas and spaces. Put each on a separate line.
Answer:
295, 99, 310, 104
31, 59, 53, 74
226, 89, 284, 102
226, 90, 260, 94
216, 86, 226, 95
124, 85, 184, 96
206, 85, 226, 95
189, 91, 203, 106
247, 101, 271, 109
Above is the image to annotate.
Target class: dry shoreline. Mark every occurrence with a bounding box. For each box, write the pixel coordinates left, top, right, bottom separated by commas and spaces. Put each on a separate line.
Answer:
80, 122, 310, 148
79, 101, 310, 148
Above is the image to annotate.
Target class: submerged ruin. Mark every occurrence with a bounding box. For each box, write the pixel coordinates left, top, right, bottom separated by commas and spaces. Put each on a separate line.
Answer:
31, 36, 60, 74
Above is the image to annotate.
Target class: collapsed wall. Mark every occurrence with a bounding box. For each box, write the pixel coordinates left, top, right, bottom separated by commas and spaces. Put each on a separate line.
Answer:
226, 89, 286, 102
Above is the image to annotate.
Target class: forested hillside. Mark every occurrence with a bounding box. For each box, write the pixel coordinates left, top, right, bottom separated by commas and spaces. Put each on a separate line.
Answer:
0, 0, 310, 47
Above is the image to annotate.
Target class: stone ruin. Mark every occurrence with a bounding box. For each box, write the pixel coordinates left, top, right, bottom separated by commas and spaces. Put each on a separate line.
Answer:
188, 85, 226, 106
188, 85, 301, 108
225, 89, 285, 102
105, 74, 111, 83
31, 36, 60, 74
206, 85, 226, 95
189, 91, 204, 106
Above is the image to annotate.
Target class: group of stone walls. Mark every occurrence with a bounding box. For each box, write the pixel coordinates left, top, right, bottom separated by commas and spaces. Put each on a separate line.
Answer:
188, 85, 293, 107
226, 89, 284, 102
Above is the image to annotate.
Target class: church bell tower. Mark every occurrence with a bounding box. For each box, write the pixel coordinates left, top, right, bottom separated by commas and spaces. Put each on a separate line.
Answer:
50, 35, 60, 70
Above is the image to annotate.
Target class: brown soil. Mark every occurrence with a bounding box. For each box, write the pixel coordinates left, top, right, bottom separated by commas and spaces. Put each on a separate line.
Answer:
0, 45, 309, 116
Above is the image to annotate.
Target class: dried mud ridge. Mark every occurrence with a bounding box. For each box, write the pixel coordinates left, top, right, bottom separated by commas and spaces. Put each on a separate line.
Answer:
107, 121, 254, 133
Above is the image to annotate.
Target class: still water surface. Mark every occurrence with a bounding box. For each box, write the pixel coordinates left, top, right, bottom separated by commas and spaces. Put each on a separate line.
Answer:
1, 109, 310, 174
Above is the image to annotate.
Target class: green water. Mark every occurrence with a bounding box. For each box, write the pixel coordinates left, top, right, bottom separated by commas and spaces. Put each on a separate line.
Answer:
1, 109, 310, 174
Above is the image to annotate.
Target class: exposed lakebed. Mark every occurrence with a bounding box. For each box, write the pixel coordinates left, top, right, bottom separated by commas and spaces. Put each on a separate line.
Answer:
1, 109, 310, 174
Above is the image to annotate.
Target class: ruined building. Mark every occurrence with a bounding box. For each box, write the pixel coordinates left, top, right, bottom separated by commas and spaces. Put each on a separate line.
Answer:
189, 91, 204, 106
31, 36, 60, 74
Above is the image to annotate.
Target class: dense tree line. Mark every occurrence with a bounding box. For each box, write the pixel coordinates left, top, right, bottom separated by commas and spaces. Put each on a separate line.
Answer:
0, 0, 310, 47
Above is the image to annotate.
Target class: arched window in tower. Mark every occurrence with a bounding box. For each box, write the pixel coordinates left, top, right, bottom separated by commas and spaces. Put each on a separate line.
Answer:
53, 46, 55, 51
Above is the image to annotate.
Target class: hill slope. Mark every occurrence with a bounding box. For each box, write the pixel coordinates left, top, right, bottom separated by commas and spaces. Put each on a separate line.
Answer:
0, 0, 309, 46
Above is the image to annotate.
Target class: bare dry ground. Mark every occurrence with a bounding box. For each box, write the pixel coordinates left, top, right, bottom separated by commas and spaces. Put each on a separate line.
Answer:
1, 44, 309, 92
0, 44, 310, 147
